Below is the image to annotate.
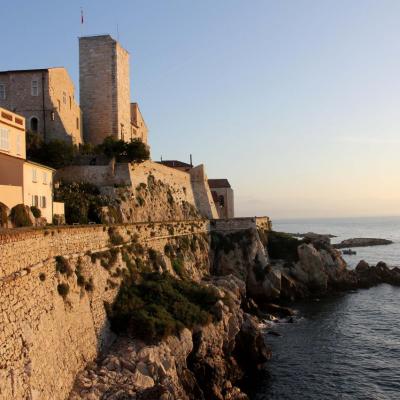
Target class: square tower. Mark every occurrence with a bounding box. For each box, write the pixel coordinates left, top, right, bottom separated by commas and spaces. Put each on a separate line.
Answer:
79, 35, 131, 145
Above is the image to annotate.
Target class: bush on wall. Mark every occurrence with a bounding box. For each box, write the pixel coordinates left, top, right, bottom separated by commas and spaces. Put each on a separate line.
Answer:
10, 204, 33, 228
54, 181, 115, 224
30, 206, 41, 218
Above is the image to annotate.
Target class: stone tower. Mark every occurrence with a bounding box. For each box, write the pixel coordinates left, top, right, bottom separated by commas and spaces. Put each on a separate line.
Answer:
79, 35, 131, 145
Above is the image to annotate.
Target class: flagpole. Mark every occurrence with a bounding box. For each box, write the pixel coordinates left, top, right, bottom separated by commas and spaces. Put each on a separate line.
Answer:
80, 7, 84, 37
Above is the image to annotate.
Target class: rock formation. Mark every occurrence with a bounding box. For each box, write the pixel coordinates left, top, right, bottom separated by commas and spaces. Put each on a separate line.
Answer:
69, 275, 270, 400
334, 238, 393, 248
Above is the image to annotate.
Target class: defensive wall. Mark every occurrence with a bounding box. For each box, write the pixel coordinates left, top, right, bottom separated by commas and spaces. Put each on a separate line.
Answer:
0, 216, 270, 400
56, 160, 219, 220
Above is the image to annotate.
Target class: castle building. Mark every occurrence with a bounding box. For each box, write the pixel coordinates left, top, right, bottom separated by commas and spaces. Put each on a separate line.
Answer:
130, 103, 148, 143
79, 35, 148, 145
0, 107, 64, 222
208, 179, 234, 219
0, 68, 82, 144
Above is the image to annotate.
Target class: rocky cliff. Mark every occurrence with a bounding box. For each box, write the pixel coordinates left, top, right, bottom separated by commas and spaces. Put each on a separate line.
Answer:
4, 221, 396, 400
66, 227, 361, 400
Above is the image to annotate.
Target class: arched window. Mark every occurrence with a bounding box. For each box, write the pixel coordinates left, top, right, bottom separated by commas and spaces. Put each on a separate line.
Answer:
218, 195, 225, 207
30, 117, 39, 133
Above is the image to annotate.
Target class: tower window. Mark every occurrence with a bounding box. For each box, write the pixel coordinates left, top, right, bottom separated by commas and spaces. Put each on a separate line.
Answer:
58, 100, 61, 112
30, 117, 39, 132
0, 84, 5, 100
76, 117, 79, 130
31, 80, 39, 96
63, 92, 67, 105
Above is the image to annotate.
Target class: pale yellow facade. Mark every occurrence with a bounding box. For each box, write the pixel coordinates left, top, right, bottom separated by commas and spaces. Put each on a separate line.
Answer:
0, 185, 23, 209
23, 161, 54, 222
0, 107, 26, 159
0, 107, 62, 223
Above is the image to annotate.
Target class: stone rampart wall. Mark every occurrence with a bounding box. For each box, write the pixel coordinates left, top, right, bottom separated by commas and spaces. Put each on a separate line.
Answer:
0, 219, 209, 400
0, 215, 270, 399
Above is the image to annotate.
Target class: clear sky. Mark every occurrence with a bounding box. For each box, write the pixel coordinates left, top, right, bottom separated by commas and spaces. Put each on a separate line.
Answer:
2, 0, 400, 219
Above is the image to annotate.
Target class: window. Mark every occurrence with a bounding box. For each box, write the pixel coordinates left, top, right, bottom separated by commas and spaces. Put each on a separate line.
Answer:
0, 84, 5, 100
32, 195, 39, 207
76, 117, 79, 130
32, 168, 37, 183
63, 92, 67, 105
42, 172, 47, 184
30, 117, 38, 132
16, 134, 21, 155
58, 100, 61, 112
40, 196, 47, 208
69, 96, 72, 109
0, 127, 10, 151
31, 80, 39, 96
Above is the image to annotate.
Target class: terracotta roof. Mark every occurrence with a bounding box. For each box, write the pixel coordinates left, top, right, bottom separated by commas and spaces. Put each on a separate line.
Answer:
157, 160, 193, 169
208, 179, 231, 189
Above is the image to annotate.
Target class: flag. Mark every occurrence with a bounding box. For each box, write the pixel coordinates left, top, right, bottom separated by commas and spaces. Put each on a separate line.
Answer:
81, 8, 84, 25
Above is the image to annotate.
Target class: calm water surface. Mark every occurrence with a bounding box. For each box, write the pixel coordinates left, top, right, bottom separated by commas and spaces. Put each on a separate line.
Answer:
253, 217, 400, 399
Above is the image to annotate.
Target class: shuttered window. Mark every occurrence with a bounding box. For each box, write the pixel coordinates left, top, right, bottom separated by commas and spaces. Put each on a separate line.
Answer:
0, 127, 10, 151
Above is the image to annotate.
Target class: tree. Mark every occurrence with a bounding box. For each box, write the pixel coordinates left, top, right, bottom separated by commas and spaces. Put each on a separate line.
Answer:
27, 132, 76, 169
96, 136, 150, 162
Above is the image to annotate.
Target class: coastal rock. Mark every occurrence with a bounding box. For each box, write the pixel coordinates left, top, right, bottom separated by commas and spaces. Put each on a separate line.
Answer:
291, 244, 328, 292
234, 313, 272, 367
355, 260, 400, 288
334, 238, 393, 249
69, 275, 268, 400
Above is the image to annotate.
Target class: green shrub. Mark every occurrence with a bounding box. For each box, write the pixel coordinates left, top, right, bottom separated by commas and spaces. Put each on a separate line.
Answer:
211, 230, 253, 255
108, 227, 124, 245
30, 206, 41, 218
148, 248, 167, 270
39, 272, 46, 282
57, 283, 69, 297
55, 256, 73, 276
27, 134, 76, 169
108, 273, 220, 342
164, 243, 174, 257
167, 189, 174, 205
253, 254, 270, 282
10, 204, 32, 227
54, 181, 104, 224
136, 196, 145, 206
266, 231, 301, 262
172, 257, 185, 277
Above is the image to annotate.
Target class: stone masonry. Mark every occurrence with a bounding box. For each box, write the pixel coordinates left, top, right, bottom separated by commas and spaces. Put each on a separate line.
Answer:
0, 216, 269, 399
79, 35, 132, 145
0, 68, 82, 144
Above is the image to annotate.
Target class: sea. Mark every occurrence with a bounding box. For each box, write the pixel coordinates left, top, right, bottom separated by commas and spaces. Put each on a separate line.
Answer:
253, 216, 400, 400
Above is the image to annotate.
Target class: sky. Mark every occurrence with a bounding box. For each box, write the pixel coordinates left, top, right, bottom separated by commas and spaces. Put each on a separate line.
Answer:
2, 0, 400, 219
